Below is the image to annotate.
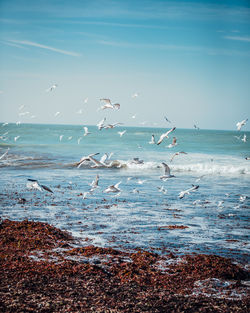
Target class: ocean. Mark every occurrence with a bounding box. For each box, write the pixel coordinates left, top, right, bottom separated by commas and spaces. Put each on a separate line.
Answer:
0, 123, 249, 262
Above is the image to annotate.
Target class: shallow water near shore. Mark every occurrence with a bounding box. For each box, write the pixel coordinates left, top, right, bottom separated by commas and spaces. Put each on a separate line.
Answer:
0, 123, 249, 262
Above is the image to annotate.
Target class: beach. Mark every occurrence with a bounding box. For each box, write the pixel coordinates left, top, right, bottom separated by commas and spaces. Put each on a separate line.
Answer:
0, 219, 249, 312
0, 123, 250, 311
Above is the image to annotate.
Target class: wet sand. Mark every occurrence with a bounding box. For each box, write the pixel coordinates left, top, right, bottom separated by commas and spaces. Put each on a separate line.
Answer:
0, 219, 249, 312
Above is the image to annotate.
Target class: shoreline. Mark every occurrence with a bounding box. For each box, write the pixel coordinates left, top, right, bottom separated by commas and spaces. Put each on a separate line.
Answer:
0, 219, 249, 312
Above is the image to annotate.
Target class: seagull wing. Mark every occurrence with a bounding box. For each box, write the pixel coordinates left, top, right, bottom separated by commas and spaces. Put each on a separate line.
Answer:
166, 127, 176, 137
162, 162, 171, 175
100, 153, 108, 164
41, 184, 53, 193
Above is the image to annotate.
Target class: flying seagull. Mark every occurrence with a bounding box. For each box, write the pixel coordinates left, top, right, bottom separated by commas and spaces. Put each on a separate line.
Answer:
46, 84, 58, 92
179, 185, 199, 199
242, 134, 247, 143
90, 174, 99, 192
236, 118, 248, 131
104, 122, 123, 129
194, 124, 200, 130
157, 127, 176, 145
160, 162, 175, 180
97, 117, 106, 130
99, 99, 120, 110
118, 130, 126, 137
170, 151, 187, 162
26, 179, 53, 193
164, 116, 171, 123
76, 152, 100, 168
104, 181, 122, 193
83, 127, 91, 136
0, 148, 9, 160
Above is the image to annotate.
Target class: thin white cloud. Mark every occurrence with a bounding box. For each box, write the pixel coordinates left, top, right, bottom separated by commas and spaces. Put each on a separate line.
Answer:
7, 39, 81, 57
224, 36, 250, 43
97, 39, 250, 57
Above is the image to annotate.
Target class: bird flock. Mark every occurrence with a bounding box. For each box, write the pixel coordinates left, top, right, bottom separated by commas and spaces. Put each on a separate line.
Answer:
0, 85, 249, 204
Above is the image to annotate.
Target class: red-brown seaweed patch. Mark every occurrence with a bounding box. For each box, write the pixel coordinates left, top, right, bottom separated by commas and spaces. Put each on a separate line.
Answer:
0, 219, 249, 312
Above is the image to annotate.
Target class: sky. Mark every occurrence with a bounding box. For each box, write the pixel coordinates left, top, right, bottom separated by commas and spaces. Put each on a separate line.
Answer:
0, 0, 250, 131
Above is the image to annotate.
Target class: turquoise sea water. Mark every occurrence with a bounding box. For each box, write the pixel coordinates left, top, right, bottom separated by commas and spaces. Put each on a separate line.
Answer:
0, 123, 249, 261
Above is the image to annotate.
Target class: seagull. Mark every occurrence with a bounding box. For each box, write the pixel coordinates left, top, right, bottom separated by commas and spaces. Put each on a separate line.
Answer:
242, 134, 247, 143
160, 163, 175, 180
82, 192, 90, 200
84, 97, 88, 103
68, 136, 73, 140
234, 135, 242, 140
149, 135, 156, 144
46, 84, 58, 92
97, 117, 106, 130
245, 157, 250, 160
179, 185, 199, 199
195, 175, 206, 182
104, 122, 123, 129
118, 130, 126, 137
0, 148, 9, 160
83, 127, 91, 136
157, 186, 167, 194
131, 114, 136, 119
2, 122, 8, 127
236, 118, 248, 131
99, 153, 108, 164
18, 111, 30, 116
99, 99, 120, 110
104, 181, 121, 193
90, 174, 99, 191
19, 104, 25, 111
132, 157, 144, 164
59, 135, 64, 141
132, 93, 139, 98
26, 179, 53, 193
16, 121, 21, 125
170, 151, 187, 162
88, 155, 111, 168
76, 152, 100, 168
77, 137, 82, 145
54, 111, 60, 117
194, 124, 200, 130
167, 137, 177, 148
14, 136, 20, 142
113, 103, 120, 110
157, 127, 176, 145
164, 116, 171, 123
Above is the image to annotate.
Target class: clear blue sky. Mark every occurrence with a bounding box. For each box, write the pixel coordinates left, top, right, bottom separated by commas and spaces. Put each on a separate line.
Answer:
0, 0, 250, 130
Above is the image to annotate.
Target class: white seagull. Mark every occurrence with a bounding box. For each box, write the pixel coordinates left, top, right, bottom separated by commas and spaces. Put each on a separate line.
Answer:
242, 134, 247, 143
167, 137, 177, 148
149, 135, 156, 144
0, 148, 9, 160
170, 151, 187, 162
90, 174, 99, 192
179, 185, 199, 199
26, 179, 53, 193
160, 163, 175, 180
157, 127, 176, 145
77, 152, 100, 168
46, 84, 58, 92
104, 181, 121, 193
54, 111, 60, 117
83, 127, 91, 136
236, 118, 248, 131
118, 130, 126, 137
14, 136, 20, 142
104, 122, 123, 129
97, 117, 106, 130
